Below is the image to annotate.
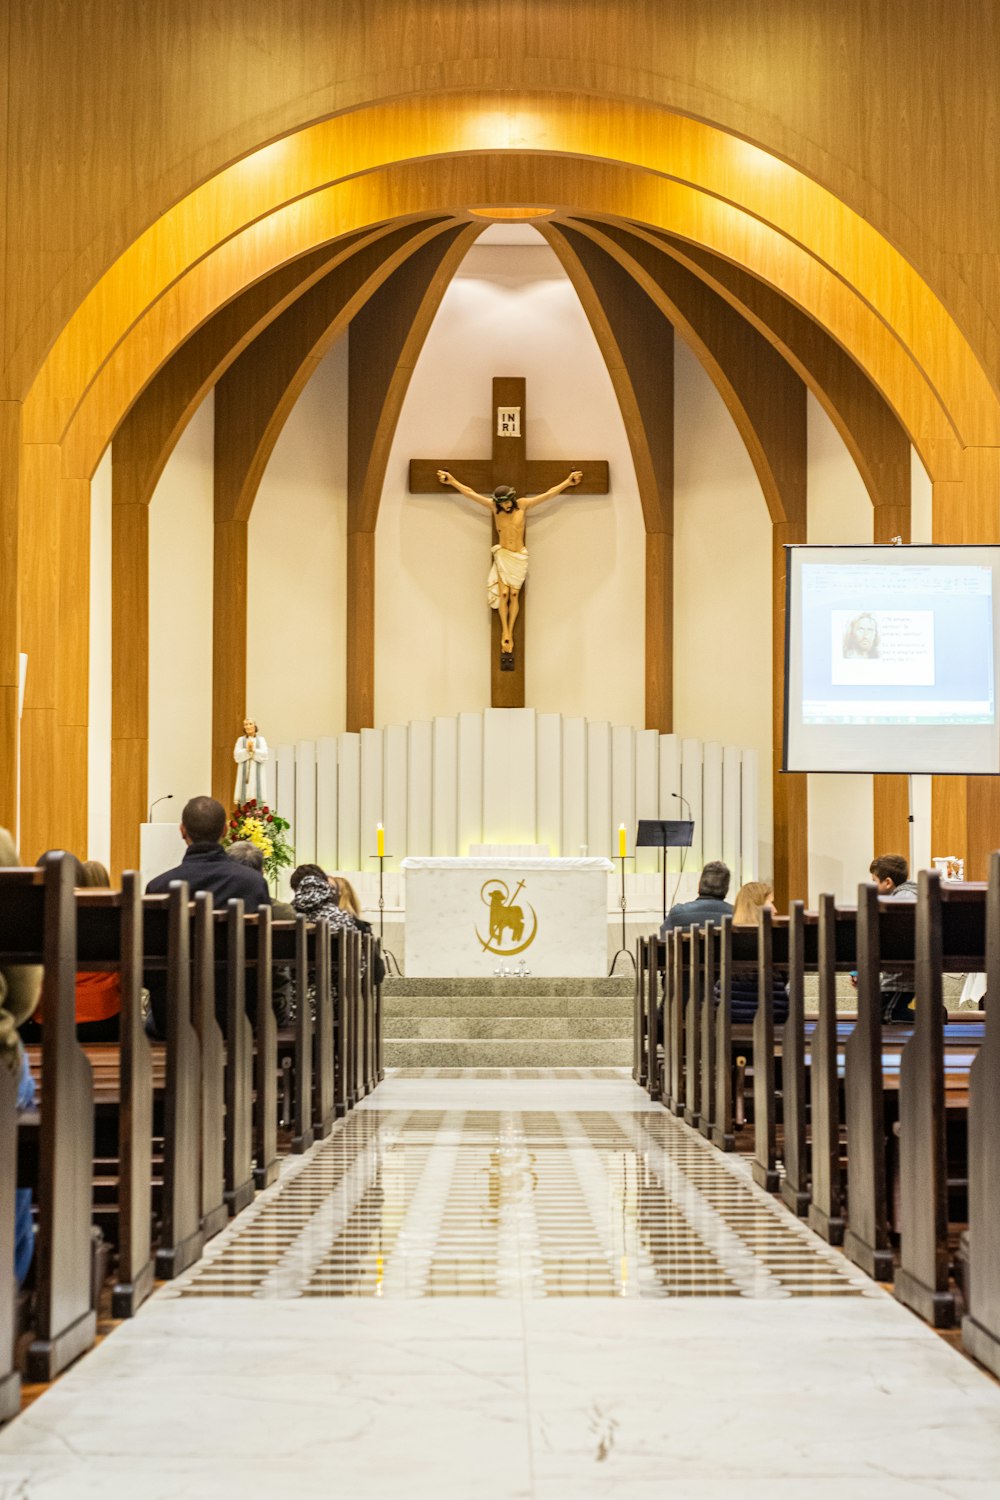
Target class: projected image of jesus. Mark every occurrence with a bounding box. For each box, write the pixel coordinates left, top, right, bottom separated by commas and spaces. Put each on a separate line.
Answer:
842, 612, 880, 658
830, 608, 936, 689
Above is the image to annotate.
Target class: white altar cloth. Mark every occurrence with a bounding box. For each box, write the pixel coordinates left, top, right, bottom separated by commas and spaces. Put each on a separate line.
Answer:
401, 856, 613, 977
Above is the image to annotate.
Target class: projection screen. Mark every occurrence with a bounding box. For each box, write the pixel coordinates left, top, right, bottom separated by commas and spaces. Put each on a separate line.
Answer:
784, 545, 1000, 775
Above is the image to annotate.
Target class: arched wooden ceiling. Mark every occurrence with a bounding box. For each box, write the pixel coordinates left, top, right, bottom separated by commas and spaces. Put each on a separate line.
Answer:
20, 96, 999, 482
9, 88, 999, 872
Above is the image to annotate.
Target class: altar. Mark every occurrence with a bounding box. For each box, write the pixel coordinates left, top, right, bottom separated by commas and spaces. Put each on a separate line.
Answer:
400, 856, 613, 977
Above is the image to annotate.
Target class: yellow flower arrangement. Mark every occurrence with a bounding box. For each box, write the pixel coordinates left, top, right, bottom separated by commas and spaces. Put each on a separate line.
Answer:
222, 798, 294, 887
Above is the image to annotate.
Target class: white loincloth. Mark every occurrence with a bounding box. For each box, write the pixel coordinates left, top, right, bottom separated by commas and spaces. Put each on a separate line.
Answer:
487, 545, 529, 609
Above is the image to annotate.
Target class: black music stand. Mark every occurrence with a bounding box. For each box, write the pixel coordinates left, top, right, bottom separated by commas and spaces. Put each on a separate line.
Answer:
636, 819, 695, 923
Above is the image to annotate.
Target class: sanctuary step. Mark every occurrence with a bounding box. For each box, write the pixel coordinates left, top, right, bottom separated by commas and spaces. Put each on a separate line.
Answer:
382, 975, 633, 1067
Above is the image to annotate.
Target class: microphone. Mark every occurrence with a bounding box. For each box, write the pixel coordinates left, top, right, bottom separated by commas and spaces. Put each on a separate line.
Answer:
672, 791, 692, 820
149, 794, 174, 821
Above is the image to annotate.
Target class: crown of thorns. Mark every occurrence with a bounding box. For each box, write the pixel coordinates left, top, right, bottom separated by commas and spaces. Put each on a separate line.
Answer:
492, 485, 517, 507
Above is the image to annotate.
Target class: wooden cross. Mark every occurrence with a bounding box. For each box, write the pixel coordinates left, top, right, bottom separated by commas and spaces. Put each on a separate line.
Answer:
408, 376, 610, 707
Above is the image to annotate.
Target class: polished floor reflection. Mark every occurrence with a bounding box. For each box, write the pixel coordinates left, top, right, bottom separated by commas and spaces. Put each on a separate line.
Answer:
171, 1069, 870, 1301
3, 1070, 1000, 1500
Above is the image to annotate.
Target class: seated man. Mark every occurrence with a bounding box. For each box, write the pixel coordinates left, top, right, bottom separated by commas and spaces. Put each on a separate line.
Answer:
145, 795, 270, 1036
869, 852, 918, 1022
659, 860, 733, 938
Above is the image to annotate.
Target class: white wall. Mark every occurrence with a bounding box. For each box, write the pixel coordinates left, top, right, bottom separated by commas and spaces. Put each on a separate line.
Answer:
148, 393, 215, 812
247, 336, 348, 741
805, 392, 874, 902
87, 447, 112, 865
673, 338, 774, 876
375, 232, 647, 726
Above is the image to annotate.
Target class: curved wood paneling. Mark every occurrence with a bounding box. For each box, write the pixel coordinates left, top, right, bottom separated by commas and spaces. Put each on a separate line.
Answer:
211, 220, 467, 799
346, 223, 481, 729
554, 220, 809, 904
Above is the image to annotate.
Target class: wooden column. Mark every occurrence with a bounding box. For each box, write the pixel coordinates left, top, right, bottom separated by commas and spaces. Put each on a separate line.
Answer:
210, 220, 465, 799
0, 402, 21, 837
644, 230, 915, 861
544, 224, 675, 731
21, 457, 94, 863
109, 467, 149, 879
346, 223, 480, 731
871, 501, 913, 858
932, 449, 1000, 878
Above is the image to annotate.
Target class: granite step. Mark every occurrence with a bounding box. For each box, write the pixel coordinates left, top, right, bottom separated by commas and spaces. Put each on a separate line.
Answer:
383, 995, 633, 1018
384, 1015, 629, 1040
382, 977, 633, 998
383, 1038, 633, 1067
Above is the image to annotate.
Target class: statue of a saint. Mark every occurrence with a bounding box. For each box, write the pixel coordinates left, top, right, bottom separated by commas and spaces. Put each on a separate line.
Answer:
436, 469, 583, 652
233, 717, 269, 804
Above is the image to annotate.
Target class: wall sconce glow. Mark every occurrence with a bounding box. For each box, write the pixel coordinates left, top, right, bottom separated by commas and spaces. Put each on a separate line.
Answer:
235, 137, 293, 179
730, 137, 789, 180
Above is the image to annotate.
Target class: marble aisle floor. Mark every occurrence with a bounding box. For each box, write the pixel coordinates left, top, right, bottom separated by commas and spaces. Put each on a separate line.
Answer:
1, 1070, 999, 1499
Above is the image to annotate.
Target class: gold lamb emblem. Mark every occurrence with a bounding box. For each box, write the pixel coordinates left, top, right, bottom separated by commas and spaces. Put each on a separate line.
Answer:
475, 878, 538, 956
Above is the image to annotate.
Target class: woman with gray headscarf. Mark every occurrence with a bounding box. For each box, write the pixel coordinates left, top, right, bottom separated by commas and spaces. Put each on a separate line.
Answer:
290, 865, 366, 974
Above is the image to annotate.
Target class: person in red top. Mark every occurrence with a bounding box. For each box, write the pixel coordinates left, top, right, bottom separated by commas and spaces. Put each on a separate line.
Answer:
74, 861, 122, 1039
21, 856, 123, 1042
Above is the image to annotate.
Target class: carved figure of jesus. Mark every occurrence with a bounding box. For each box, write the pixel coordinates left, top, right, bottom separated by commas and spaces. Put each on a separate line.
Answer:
436, 469, 583, 652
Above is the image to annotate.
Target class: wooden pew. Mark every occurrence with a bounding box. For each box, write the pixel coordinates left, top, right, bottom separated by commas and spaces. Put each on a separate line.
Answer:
780, 902, 811, 1216
0, 1044, 17, 1420
74, 877, 153, 1317
644, 937, 662, 1100
683, 926, 703, 1128
963, 851, 1000, 1377
148, 883, 206, 1279
807, 894, 851, 1245
189, 891, 227, 1241
750, 908, 780, 1192
213, 902, 255, 1216
711, 918, 735, 1150
699, 920, 717, 1140
313, 920, 335, 1139
244, 908, 279, 1190
843, 883, 897, 1279
272, 917, 314, 1153
665, 928, 685, 1114
372, 937, 385, 1085
4, 854, 98, 1383
894, 873, 986, 1328
633, 937, 648, 1086
360, 933, 377, 1095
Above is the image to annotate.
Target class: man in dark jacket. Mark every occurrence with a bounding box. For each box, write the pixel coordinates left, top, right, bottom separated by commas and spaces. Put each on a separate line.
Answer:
147, 796, 270, 909
659, 860, 733, 938
145, 796, 270, 1035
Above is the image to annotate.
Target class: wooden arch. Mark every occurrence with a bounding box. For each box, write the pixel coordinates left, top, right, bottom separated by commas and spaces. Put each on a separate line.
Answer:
6, 94, 1000, 872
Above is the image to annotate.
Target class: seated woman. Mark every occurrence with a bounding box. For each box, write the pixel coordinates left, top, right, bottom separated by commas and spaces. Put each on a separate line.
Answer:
291, 865, 363, 944
726, 880, 789, 1025
332, 875, 385, 985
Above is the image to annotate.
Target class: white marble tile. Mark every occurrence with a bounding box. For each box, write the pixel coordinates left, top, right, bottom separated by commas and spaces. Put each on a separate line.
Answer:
3, 1071, 1000, 1498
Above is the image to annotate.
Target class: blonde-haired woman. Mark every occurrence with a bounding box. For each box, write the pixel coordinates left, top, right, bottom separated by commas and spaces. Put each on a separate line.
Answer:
732, 880, 775, 926
728, 880, 789, 1024
333, 875, 363, 920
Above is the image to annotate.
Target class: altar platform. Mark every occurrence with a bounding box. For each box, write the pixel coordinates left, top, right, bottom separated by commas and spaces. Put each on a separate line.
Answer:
401, 855, 613, 978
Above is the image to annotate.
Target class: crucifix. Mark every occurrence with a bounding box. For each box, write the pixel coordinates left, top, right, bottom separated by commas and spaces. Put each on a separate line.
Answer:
408, 376, 610, 708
